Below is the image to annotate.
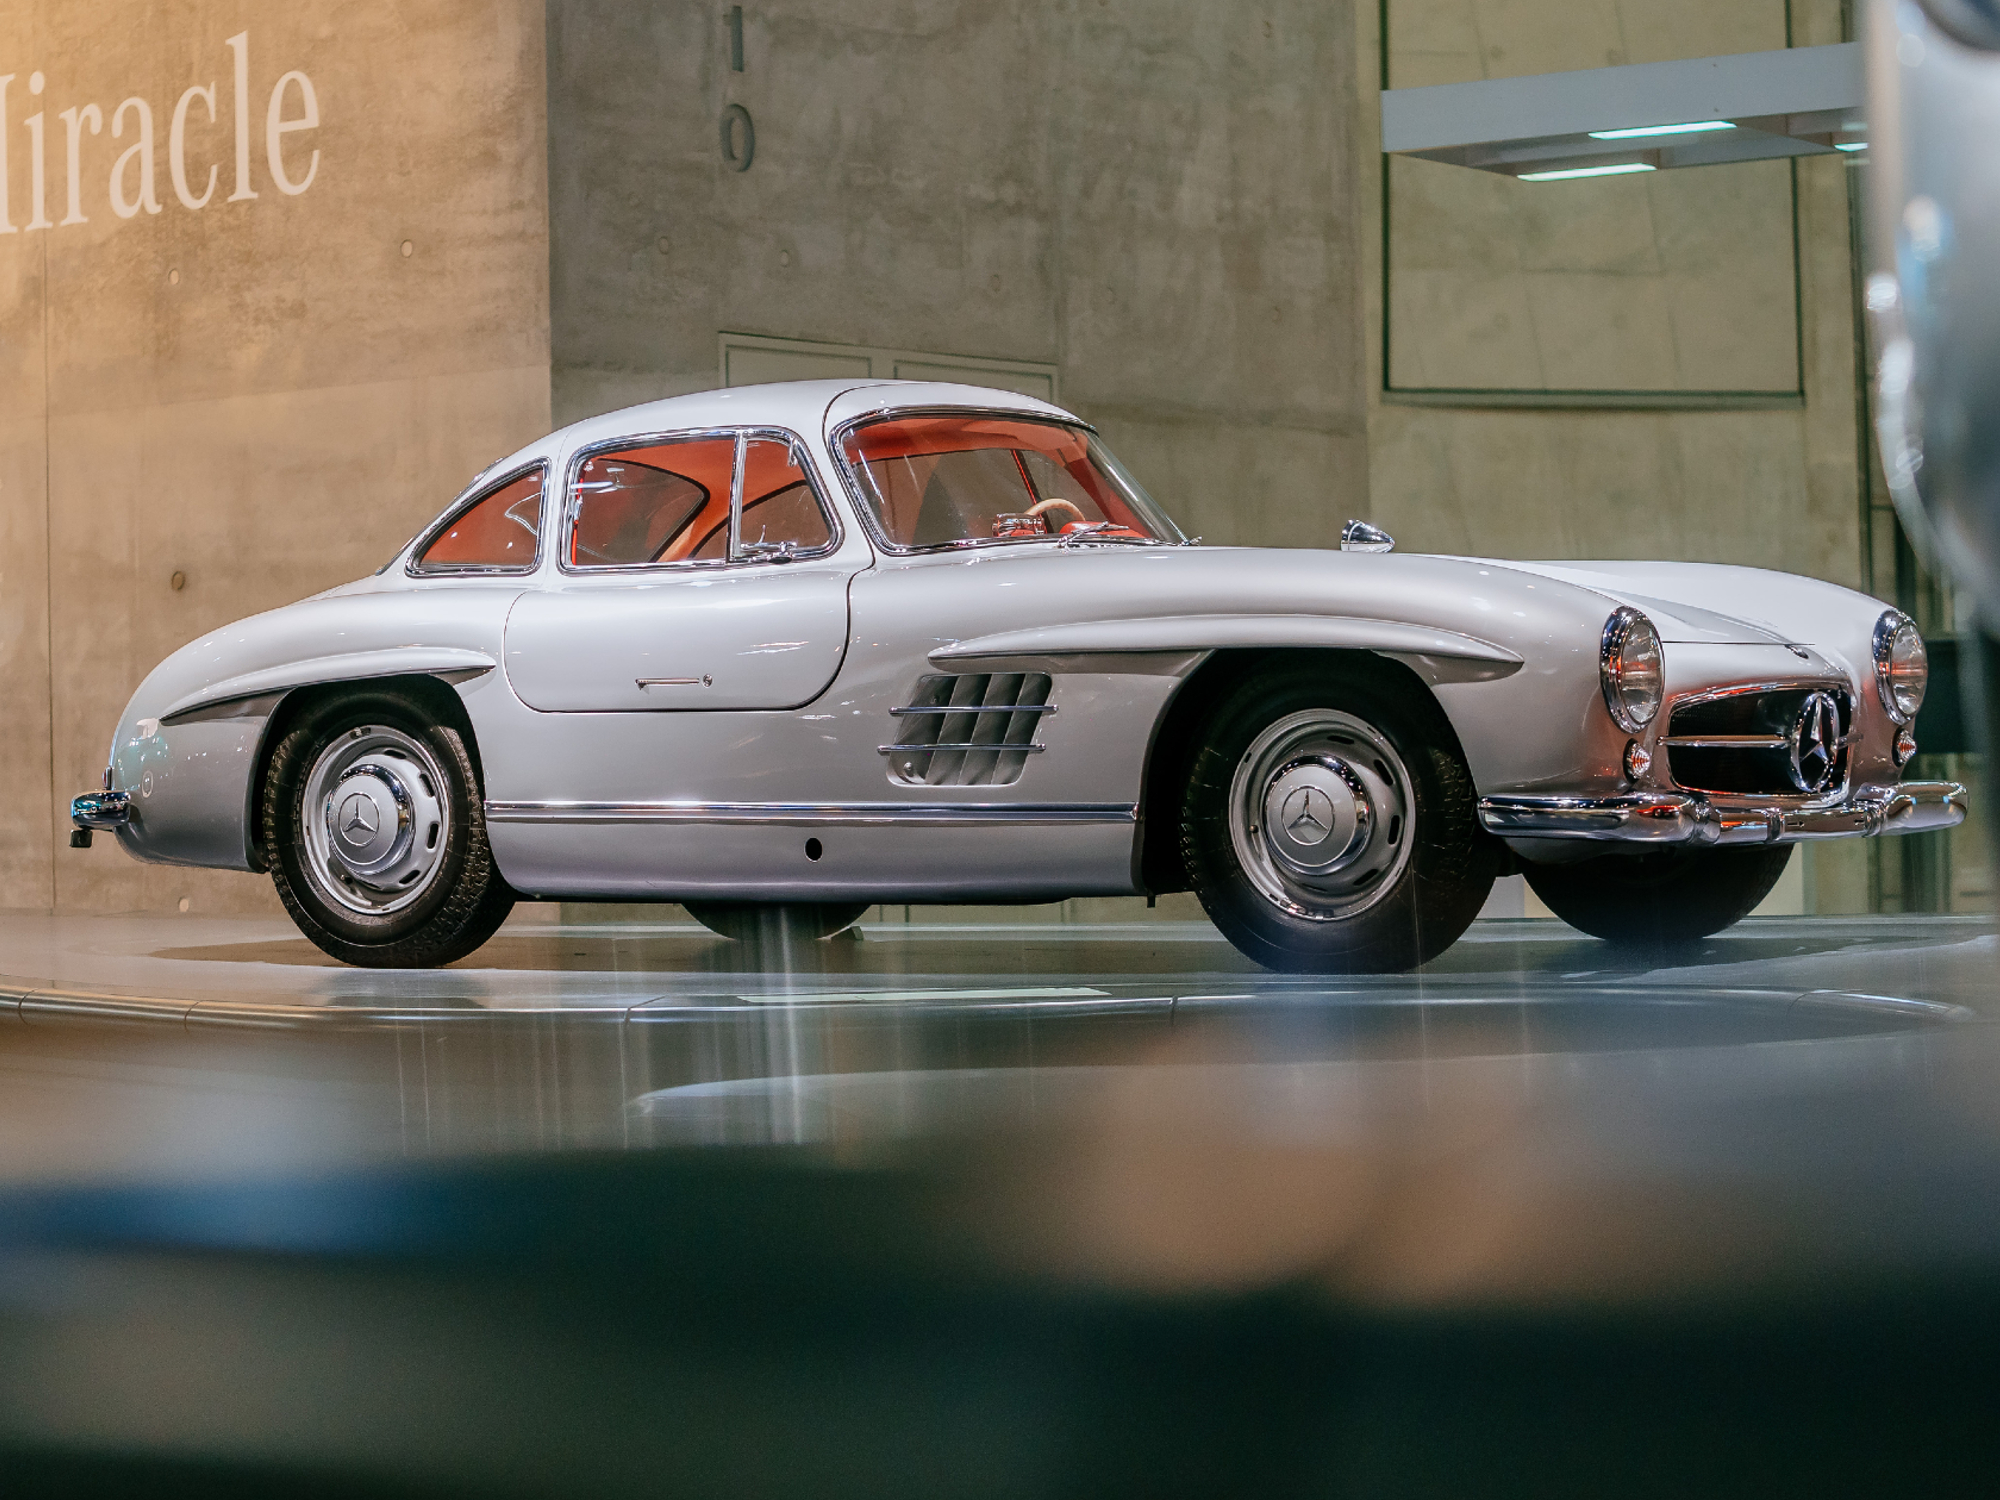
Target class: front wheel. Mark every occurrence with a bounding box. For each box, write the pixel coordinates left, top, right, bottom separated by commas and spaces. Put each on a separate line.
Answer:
1180, 664, 1497, 973
262, 688, 515, 968
1524, 845, 1793, 946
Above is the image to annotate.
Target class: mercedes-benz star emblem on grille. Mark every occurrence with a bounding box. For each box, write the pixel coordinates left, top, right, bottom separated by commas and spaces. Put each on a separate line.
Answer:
1281, 785, 1336, 845
1788, 691, 1843, 794
339, 792, 380, 842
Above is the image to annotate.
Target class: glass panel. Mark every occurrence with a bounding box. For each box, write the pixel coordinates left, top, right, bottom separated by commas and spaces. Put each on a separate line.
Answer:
418, 468, 544, 570
838, 416, 1181, 550
740, 439, 834, 554
686, 438, 834, 560
570, 437, 735, 567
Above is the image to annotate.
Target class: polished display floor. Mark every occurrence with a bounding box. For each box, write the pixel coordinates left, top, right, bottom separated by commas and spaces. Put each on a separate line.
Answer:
8, 905, 2000, 1497
0, 908, 1989, 1188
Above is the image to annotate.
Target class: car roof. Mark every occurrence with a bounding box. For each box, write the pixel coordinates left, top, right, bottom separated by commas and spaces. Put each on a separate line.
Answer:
551, 379, 1077, 457
443, 380, 1081, 523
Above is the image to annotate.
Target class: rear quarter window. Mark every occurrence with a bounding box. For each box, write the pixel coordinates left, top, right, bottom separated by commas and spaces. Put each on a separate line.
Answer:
416, 467, 545, 571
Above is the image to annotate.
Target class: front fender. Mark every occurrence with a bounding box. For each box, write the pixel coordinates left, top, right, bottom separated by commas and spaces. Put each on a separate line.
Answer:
160, 647, 497, 722
107, 585, 523, 871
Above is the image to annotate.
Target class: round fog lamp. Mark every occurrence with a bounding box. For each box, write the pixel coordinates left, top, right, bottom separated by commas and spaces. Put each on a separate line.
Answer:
1873, 610, 1929, 724
1896, 726, 1919, 767
1601, 608, 1664, 734
1624, 740, 1653, 780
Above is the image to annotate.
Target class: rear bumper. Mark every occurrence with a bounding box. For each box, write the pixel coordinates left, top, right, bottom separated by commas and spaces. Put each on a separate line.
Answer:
71, 791, 133, 830
1478, 780, 1967, 847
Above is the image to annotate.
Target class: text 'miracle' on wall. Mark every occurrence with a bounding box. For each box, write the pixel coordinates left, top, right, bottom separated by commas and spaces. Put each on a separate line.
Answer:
0, 30, 319, 233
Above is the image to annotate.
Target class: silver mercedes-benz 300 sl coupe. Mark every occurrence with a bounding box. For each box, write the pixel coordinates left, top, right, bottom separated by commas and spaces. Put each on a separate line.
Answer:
70, 380, 1965, 970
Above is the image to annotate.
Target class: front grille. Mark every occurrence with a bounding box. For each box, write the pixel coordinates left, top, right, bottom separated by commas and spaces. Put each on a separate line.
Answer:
881, 673, 1053, 787
1664, 686, 1851, 796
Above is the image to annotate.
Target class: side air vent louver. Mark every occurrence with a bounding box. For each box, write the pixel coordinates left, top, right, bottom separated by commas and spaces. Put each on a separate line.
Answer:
881, 673, 1054, 787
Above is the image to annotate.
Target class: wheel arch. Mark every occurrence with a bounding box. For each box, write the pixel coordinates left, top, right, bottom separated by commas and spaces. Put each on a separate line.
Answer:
1136, 647, 1473, 894
245, 673, 485, 873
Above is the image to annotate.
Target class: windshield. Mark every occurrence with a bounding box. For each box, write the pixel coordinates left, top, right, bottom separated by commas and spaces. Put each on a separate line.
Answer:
837, 414, 1183, 550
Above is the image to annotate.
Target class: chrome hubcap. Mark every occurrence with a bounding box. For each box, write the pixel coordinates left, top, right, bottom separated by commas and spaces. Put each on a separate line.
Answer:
301, 726, 451, 916
1228, 710, 1414, 921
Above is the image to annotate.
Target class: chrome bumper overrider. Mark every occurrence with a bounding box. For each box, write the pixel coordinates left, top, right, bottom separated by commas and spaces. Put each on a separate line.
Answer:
1478, 781, 1967, 847
70, 791, 132, 830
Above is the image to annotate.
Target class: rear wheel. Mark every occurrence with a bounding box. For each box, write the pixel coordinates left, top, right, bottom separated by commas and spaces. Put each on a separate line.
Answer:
683, 902, 870, 943
1180, 663, 1496, 973
262, 687, 514, 968
1524, 845, 1793, 946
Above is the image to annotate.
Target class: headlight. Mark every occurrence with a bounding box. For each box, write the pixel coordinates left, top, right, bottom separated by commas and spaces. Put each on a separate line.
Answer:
1600, 608, 1664, 734
1873, 609, 1929, 723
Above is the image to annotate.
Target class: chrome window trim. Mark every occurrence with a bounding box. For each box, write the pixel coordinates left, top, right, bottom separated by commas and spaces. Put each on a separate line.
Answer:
554, 424, 844, 577
484, 800, 1137, 827
826, 405, 1184, 558
403, 460, 551, 579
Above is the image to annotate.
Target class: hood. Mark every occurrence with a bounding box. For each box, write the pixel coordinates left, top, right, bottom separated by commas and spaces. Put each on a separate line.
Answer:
1471, 560, 1799, 646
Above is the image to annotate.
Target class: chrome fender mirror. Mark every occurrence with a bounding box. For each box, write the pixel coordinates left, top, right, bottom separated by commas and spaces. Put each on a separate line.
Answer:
1340, 519, 1395, 553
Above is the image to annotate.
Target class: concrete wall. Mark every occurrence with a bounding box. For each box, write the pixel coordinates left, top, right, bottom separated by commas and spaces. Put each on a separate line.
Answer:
1385, 0, 1799, 395
545, 0, 1369, 551
1365, 0, 1864, 580
3, 2, 552, 915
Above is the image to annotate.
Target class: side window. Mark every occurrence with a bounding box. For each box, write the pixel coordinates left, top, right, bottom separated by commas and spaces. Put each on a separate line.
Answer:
416, 467, 544, 571
689, 438, 835, 560
569, 436, 735, 567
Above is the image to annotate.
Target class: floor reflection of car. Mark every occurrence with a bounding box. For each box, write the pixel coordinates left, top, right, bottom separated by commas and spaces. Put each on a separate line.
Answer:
72, 380, 1963, 971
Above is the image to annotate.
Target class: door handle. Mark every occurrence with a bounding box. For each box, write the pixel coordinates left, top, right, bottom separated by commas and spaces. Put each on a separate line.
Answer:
636, 675, 713, 689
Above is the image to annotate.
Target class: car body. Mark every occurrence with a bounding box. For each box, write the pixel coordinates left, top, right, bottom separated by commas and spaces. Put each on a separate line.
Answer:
71, 380, 1965, 968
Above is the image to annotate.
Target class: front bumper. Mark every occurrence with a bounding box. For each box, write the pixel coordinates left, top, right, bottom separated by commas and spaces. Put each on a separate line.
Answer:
1478, 780, 1967, 847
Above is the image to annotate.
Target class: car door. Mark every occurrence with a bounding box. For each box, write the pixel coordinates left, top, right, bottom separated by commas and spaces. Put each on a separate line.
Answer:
503, 427, 858, 712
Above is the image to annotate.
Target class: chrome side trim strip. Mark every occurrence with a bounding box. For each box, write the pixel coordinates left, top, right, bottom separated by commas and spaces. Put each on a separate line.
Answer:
877, 743, 1047, 755
484, 800, 1138, 827
1478, 780, 1966, 848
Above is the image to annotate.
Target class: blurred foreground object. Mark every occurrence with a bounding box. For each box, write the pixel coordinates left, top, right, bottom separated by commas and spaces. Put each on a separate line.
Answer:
11, 1025, 2000, 1497
1868, 0, 2000, 815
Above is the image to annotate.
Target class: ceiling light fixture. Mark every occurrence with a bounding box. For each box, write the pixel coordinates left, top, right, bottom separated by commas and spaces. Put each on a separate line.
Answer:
1517, 162, 1657, 182
1835, 141, 1869, 151
1587, 119, 1738, 139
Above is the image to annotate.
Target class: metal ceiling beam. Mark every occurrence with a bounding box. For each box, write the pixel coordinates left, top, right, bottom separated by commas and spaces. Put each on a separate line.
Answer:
1382, 43, 1865, 177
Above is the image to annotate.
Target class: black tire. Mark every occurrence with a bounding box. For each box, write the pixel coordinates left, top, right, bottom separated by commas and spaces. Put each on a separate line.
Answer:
262, 686, 515, 968
683, 902, 870, 943
1180, 661, 1497, 973
1524, 845, 1794, 946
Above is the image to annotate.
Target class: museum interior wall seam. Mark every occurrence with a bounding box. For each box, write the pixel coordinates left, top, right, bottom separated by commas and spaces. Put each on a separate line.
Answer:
4, 1, 553, 916
544, 0, 1369, 555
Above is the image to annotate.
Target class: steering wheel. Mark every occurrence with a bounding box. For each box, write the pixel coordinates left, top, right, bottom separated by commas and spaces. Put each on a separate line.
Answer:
1025, 497, 1086, 525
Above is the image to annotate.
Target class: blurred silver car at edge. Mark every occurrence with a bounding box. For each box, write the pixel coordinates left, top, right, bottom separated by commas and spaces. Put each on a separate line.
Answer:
69, 380, 1964, 971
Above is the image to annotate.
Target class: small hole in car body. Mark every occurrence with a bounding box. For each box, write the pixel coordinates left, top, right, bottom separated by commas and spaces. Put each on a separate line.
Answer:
805, 838, 824, 861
